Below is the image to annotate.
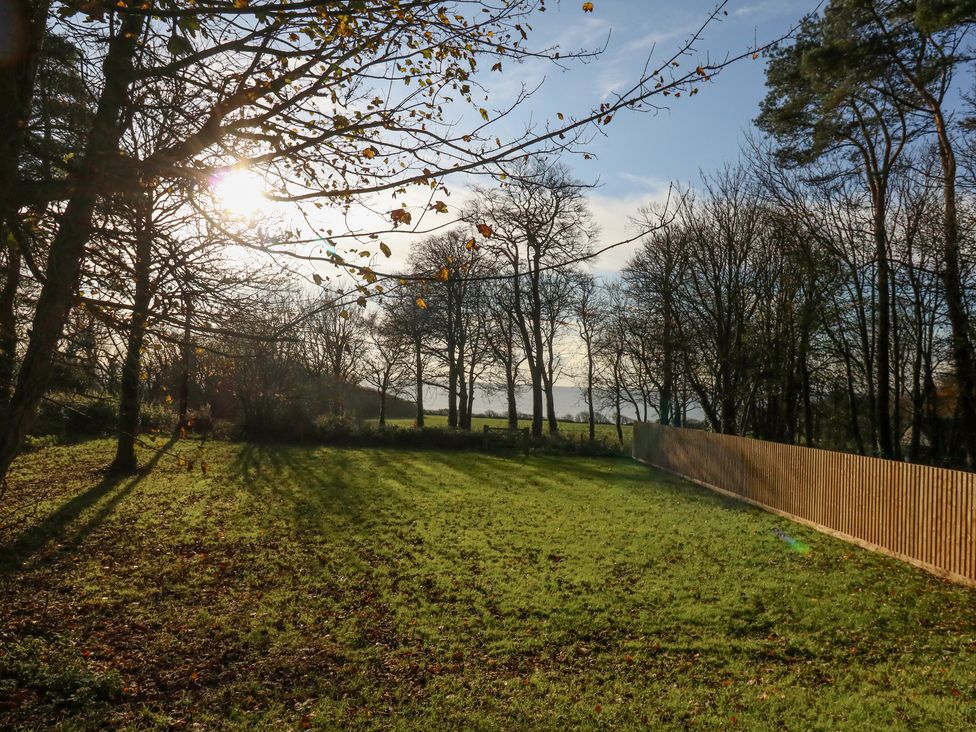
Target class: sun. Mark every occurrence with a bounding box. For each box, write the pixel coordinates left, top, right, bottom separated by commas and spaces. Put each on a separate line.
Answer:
211, 169, 269, 219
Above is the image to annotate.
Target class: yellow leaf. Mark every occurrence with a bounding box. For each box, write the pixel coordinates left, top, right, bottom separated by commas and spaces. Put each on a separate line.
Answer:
465, 238, 479, 251
416, 297, 428, 309
232, 0, 248, 7
362, 146, 378, 159
430, 200, 448, 214
437, 267, 450, 281
379, 242, 392, 257
582, 2, 594, 11
479, 108, 489, 122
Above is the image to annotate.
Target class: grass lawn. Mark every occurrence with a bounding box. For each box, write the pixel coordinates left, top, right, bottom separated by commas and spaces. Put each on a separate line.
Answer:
377, 414, 633, 445
1, 440, 974, 730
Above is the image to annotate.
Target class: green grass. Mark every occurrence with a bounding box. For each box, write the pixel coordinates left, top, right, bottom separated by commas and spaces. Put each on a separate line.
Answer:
378, 413, 632, 444
1, 439, 974, 730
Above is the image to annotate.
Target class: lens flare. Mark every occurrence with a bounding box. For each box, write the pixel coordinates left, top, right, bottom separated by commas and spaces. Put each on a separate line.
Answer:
772, 527, 810, 554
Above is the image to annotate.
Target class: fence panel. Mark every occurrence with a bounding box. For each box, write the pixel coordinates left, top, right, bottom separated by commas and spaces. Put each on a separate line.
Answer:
632, 422, 976, 587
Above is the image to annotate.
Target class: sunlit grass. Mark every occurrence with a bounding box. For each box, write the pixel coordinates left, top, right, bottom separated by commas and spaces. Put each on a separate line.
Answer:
1, 439, 973, 730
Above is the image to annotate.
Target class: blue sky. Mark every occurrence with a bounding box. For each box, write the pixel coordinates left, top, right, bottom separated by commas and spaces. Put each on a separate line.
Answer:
506, 0, 813, 195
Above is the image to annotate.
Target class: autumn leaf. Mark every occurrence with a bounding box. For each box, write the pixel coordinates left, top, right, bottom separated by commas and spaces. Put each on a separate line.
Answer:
476, 223, 493, 238
340, 310, 349, 319
379, 242, 392, 257
416, 297, 428, 309
232, 0, 248, 7
200, 461, 209, 475
312, 273, 323, 285
436, 266, 450, 281
464, 238, 479, 251
356, 296, 367, 307
429, 200, 449, 214
362, 146, 379, 159
390, 208, 412, 226
582, 2, 594, 11
479, 108, 490, 122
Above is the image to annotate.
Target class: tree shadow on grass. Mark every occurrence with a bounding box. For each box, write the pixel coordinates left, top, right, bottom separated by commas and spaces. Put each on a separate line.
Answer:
0, 437, 178, 574
410, 450, 762, 518
230, 443, 412, 538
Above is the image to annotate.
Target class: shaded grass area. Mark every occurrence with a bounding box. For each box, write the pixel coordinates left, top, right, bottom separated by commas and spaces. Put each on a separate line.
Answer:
1, 439, 974, 730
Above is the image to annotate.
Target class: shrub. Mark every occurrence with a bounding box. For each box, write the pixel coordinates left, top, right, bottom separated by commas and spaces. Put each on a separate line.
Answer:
30, 393, 118, 438
139, 402, 177, 434
232, 414, 626, 455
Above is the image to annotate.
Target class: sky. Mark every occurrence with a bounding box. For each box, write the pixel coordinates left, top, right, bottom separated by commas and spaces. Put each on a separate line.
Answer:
296, 0, 815, 279
258, 1, 817, 287
506, 0, 814, 271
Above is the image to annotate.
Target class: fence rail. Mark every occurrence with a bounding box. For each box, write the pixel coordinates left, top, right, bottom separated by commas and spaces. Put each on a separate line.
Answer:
632, 422, 976, 587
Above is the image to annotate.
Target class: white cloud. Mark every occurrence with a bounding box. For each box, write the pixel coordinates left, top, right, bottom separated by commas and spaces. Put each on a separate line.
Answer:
584, 176, 674, 275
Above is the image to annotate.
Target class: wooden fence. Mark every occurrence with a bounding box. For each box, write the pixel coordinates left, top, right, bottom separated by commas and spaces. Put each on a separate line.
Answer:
632, 422, 976, 587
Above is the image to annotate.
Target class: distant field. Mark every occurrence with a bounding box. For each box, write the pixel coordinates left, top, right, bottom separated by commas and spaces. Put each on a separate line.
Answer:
2, 439, 974, 730
378, 413, 633, 444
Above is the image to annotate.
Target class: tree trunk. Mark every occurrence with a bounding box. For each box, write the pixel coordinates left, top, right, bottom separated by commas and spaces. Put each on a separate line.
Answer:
465, 372, 475, 430
505, 359, 518, 430
529, 245, 545, 437
414, 335, 424, 427
111, 192, 153, 474
0, 0, 51, 236
542, 369, 558, 434
586, 342, 595, 442
378, 381, 387, 427
874, 192, 895, 460
457, 356, 468, 428
800, 358, 814, 447
531, 324, 545, 435
177, 292, 193, 434
614, 390, 623, 444
0, 235, 20, 414
447, 288, 457, 429
933, 118, 976, 468
842, 343, 866, 456
0, 14, 145, 483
